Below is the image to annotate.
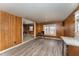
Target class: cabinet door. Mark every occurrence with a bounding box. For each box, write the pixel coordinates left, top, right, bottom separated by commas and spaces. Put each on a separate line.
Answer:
67, 46, 79, 56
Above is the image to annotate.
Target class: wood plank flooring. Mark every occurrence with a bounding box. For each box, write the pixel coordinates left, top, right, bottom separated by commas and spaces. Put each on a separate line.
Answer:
23, 34, 34, 42
0, 38, 64, 56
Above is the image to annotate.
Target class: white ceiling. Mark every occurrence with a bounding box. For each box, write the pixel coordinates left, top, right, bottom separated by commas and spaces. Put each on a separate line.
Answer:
0, 3, 78, 23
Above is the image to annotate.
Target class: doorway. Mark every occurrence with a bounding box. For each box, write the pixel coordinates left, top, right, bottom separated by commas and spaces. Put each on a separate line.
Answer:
22, 18, 34, 42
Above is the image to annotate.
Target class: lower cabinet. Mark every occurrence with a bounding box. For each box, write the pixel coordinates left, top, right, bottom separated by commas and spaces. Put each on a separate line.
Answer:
67, 45, 79, 56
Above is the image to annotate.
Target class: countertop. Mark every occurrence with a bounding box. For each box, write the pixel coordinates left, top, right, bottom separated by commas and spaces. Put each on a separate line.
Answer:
61, 36, 79, 47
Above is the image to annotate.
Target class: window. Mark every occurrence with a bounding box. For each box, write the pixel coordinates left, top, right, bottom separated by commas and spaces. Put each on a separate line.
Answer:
76, 16, 79, 32
75, 11, 79, 32
77, 21, 79, 31
29, 26, 33, 31
43, 24, 56, 36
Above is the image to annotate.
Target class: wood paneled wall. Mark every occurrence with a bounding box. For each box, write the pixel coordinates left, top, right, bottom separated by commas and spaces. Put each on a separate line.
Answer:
64, 16, 75, 37
56, 22, 64, 37
36, 22, 64, 37
0, 11, 22, 51
36, 23, 43, 35
63, 5, 79, 37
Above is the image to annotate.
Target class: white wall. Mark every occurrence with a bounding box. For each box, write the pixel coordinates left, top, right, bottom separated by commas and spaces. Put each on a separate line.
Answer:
22, 18, 34, 24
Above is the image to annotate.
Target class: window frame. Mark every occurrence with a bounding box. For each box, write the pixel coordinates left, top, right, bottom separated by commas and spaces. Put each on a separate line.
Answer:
77, 21, 79, 32
43, 24, 56, 36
